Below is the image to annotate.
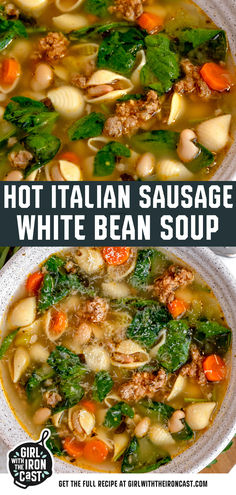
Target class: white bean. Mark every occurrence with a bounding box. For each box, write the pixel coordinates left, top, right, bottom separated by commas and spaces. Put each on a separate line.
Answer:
33, 407, 51, 425
136, 152, 155, 178
177, 129, 199, 163
134, 417, 151, 438
168, 410, 185, 433
87, 85, 114, 98
31, 64, 53, 92
4, 170, 23, 181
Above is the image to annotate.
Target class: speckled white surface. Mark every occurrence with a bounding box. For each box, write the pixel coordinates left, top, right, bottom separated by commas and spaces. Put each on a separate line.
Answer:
0, 247, 235, 474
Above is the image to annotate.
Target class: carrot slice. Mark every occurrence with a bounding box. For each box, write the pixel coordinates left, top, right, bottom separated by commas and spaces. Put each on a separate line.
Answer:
102, 247, 130, 266
26, 271, 44, 295
59, 151, 80, 165
50, 309, 67, 335
203, 354, 227, 382
83, 438, 109, 464
80, 400, 96, 414
1, 58, 21, 86
168, 298, 188, 319
63, 437, 84, 458
200, 63, 232, 92
138, 12, 164, 33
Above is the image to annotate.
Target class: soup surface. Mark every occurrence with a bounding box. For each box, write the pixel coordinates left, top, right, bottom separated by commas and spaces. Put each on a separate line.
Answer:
0, 247, 232, 472
0, 0, 235, 181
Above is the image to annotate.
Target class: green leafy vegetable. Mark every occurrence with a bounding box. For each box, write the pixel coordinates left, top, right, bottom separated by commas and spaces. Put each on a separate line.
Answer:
104, 401, 134, 428
93, 371, 113, 402
157, 320, 191, 372
121, 436, 170, 473
26, 364, 55, 401
131, 130, 179, 156
113, 297, 161, 310
117, 93, 143, 102
175, 28, 227, 64
127, 305, 170, 350
46, 423, 64, 456
0, 16, 28, 52
54, 376, 85, 413
47, 346, 87, 378
136, 399, 174, 424
97, 28, 145, 76
0, 328, 20, 359
185, 143, 214, 173
130, 248, 168, 288
84, 0, 111, 17
193, 320, 231, 356
24, 133, 61, 177
68, 112, 106, 141
38, 255, 95, 312
94, 141, 131, 176
141, 34, 180, 94
4, 97, 58, 134
69, 22, 131, 40
171, 420, 193, 441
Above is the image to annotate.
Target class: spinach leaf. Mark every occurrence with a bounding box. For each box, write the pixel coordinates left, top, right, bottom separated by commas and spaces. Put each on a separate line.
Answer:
24, 132, 61, 177
68, 112, 106, 141
193, 321, 231, 356
4, 97, 58, 134
38, 255, 95, 312
0, 17, 28, 52
26, 364, 55, 402
93, 371, 113, 402
104, 401, 134, 428
185, 143, 214, 173
171, 420, 193, 441
54, 376, 85, 413
157, 320, 191, 372
46, 423, 64, 456
130, 130, 179, 156
117, 93, 143, 102
69, 22, 131, 40
126, 305, 171, 350
113, 297, 161, 310
136, 400, 174, 424
130, 248, 167, 288
121, 436, 171, 473
141, 34, 180, 94
47, 346, 87, 378
0, 328, 20, 359
175, 28, 227, 64
84, 0, 111, 17
94, 141, 130, 176
97, 28, 145, 76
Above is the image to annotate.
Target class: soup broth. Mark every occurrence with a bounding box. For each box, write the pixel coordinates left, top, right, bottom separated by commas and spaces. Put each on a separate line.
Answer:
0, 247, 231, 473
0, 0, 235, 181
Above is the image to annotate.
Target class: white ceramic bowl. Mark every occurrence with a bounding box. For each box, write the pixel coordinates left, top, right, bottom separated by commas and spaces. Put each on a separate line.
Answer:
0, 246, 235, 474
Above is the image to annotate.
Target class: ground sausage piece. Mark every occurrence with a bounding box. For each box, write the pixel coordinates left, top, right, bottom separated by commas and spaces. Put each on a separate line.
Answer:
153, 265, 194, 304
43, 391, 62, 407
82, 297, 109, 323
103, 90, 161, 138
9, 150, 33, 169
109, 0, 145, 21
71, 74, 88, 89
119, 369, 167, 401
180, 345, 207, 386
174, 59, 216, 101
36, 32, 69, 64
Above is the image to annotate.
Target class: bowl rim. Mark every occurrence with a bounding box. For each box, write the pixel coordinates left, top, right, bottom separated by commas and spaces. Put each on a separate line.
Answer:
0, 246, 235, 474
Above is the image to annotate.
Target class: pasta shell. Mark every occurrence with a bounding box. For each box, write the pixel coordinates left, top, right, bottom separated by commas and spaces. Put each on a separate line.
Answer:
70, 43, 99, 61
47, 86, 85, 119
45, 160, 83, 181
113, 432, 130, 461
167, 375, 188, 402
85, 70, 133, 103
14, 318, 43, 346
55, 0, 84, 12
149, 424, 176, 452
94, 426, 114, 450
131, 50, 146, 86
185, 402, 216, 430
74, 248, 104, 274
43, 308, 68, 341
107, 248, 137, 281
15, 0, 48, 15
87, 136, 110, 153
84, 345, 111, 371
196, 114, 231, 152
156, 159, 194, 181
51, 411, 64, 427
8, 297, 37, 330
68, 406, 95, 440
168, 93, 186, 125
29, 343, 49, 363
102, 281, 131, 299
104, 393, 121, 408
111, 340, 150, 369
53, 14, 88, 32
150, 329, 166, 358
13, 347, 30, 383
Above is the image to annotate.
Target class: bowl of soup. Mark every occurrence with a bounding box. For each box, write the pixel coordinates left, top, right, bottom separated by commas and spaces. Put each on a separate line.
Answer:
0, 246, 235, 473
0, 0, 235, 182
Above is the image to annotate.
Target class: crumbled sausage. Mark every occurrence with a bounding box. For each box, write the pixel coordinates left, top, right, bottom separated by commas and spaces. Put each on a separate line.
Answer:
64, 260, 77, 274
174, 59, 216, 101
9, 150, 33, 169
110, 0, 145, 21
119, 369, 167, 401
103, 90, 161, 138
43, 391, 62, 407
5, 3, 20, 18
120, 173, 135, 181
71, 73, 88, 89
36, 32, 69, 64
180, 344, 207, 386
82, 297, 109, 323
153, 265, 194, 304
